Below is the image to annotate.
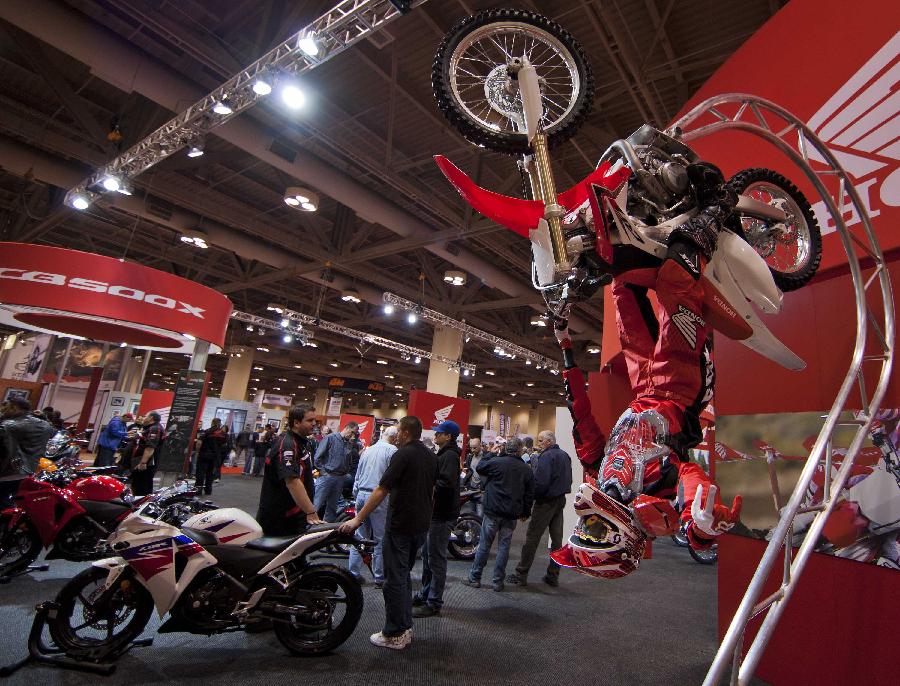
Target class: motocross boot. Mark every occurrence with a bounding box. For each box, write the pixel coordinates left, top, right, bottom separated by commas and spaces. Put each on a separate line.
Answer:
597, 407, 671, 503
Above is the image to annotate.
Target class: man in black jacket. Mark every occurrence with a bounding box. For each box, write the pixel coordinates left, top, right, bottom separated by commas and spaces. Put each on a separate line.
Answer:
413, 419, 461, 617
507, 430, 573, 588
0, 397, 55, 506
462, 436, 535, 592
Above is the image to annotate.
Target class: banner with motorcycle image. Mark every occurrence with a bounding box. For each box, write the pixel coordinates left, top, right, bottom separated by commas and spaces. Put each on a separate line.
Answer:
714, 409, 900, 572
157, 371, 209, 473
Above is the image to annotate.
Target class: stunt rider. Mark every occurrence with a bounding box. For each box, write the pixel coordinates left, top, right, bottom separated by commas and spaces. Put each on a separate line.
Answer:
550, 162, 743, 579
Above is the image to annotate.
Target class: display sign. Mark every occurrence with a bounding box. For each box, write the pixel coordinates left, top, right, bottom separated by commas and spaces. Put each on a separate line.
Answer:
157, 370, 208, 473
672, 0, 899, 274
407, 389, 471, 450
326, 394, 343, 417
261, 393, 293, 407
328, 376, 385, 393
0, 242, 232, 351
339, 413, 375, 448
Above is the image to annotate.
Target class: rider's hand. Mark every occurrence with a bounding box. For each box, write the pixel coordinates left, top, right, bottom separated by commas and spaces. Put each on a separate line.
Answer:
306, 511, 323, 525
338, 517, 361, 534
135, 462, 147, 471
690, 484, 742, 537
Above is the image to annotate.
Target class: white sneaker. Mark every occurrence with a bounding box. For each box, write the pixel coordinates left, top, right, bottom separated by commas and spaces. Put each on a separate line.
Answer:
370, 629, 412, 650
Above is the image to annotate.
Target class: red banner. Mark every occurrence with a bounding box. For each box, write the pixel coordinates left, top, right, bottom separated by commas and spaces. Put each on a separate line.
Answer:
339, 413, 375, 449
407, 389, 471, 442
674, 0, 899, 274
0, 243, 232, 349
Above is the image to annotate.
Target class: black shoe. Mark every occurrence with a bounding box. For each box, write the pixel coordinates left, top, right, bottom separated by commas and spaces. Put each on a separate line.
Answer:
412, 594, 425, 607
412, 604, 440, 618
492, 581, 505, 592
374, 581, 384, 589
461, 578, 481, 589
506, 573, 527, 586
543, 574, 559, 587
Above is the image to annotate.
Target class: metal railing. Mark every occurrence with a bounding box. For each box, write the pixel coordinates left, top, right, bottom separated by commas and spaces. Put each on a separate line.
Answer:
667, 94, 894, 686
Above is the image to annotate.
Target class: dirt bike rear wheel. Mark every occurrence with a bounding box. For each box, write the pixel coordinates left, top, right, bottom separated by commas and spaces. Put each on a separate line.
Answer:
274, 564, 363, 656
0, 515, 41, 578
433, 8, 594, 155
49, 566, 153, 652
727, 167, 822, 292
448, 514, 482, 560
689, 542, 718, 565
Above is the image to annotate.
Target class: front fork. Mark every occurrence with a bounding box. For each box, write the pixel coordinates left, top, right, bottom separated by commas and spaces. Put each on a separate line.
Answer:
524, 133, 569, 277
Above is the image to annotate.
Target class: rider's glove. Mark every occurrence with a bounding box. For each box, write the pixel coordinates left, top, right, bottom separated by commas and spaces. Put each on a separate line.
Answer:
689, 484, 742, 541
670, 162, 737, 260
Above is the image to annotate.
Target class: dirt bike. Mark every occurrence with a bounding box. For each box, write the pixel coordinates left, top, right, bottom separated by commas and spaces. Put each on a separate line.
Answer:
47, 499, 372, 660
431, 8, 822, 371
671, 523, 718, 565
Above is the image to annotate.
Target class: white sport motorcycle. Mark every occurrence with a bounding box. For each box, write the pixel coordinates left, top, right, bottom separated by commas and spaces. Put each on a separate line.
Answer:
432, 9, 822, 370
47, 494, 370, 658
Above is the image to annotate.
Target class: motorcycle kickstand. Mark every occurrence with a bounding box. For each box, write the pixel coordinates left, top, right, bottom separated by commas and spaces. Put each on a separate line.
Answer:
0, 563, 50, 585
0, 601, 152, 677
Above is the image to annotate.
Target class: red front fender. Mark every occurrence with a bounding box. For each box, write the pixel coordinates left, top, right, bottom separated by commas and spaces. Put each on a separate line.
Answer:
1, 507, 27, 529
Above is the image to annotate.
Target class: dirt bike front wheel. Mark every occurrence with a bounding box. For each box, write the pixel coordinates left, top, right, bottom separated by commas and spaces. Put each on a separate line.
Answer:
433, 8, 594, 155
49, 566, 153, 653
728, 168, 822, 292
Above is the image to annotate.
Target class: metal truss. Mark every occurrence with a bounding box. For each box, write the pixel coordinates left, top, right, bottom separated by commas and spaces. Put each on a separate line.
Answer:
382, 292, 561, 372
667, 94, 894, 686
63, 0, 428, 207
230, 308, 475, 373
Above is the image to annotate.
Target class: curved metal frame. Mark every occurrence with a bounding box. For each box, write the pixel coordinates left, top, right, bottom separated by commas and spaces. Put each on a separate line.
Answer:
667, 94, 895, 686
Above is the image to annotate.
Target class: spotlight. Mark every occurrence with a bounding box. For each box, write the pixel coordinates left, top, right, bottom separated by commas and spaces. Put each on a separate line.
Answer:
407, 312, 417, 324
587, 344, 601, 354
383, 304, 394, 315
281, 83, 306, 109
101, 175, 121, 192
212, 99, 233, 115
179, 228, 209, 249
283, 334, 293, 343
414, 356, 421, 364
187, 140, 205, 157
252, 76, 273, 95
442, 270, 466, 286
245, 324, 254, 332
525, 359, 532, 365
116, 180, 134, 195
298, 33, 319, 56
70, 193, 92, 210
341, 289, 362, 304
281, 318, 290, 328
462, 369, 471, 377
330, 360, 339, 368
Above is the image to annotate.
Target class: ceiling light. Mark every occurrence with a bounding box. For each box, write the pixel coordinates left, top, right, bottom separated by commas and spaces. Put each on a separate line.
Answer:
341, 289, 362, 304
116, 180, 134, 195
257, 346, 269, 352
526, 382, 534, 387
330, 360, 339, 367
311, 376, 318, 381
251, 378, 260, 382
462, 369, 471, 377
282, 334, 293, 343
70, 192, 92, 210
297, 385, 306, 389
383, 304, 394, 315
101, 175, 121, 192
510, 392, 517, 397
385, 374, 394, 379
485, 370, 496, 376
413, 356, 421, 364
281, 83, 305, 109
407, 312, 417, 324
530, 315, 547, 327
280, 318, 290, 327
298, 33, 319, 56
376, 359, 388, 365
252, 76, 273, 95
443, 270, 466, 286
245, 324, 254, 332
306, 341, 318, 347
587, 344, 602, 354
212, 99, 233, 115
294, 364, 302, 369
284, 187, 318, 211
253, 366, 264, 371
180, 228, 210, 249
475, 383, 484, 388
395, 384, 403, 389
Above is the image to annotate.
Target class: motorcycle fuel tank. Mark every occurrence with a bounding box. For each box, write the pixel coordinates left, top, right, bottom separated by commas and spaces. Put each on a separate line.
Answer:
70, 475, 126, 501
183, 508, 262, 546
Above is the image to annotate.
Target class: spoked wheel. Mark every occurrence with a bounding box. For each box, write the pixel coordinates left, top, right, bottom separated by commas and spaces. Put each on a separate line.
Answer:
274, 564, 363, 656
448, 514, 482, 560
433, 8, 594, 154
49, 566, 153, 653
728, 168, 822, 292
671, 525, 689, 548
689, 542, 718, 565
0, 515, 41, 578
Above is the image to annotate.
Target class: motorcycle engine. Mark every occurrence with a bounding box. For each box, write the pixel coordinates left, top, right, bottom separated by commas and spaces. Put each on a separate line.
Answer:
178, 571, 239, 626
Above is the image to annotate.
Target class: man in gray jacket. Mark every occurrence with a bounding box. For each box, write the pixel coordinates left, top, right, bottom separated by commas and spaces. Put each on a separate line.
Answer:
507, 430, 573, 588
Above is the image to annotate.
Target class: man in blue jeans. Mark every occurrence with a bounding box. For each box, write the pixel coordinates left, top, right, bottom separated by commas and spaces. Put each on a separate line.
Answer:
314, 421, 357, 521
339, 416, 436, 650
462, 436, 534, 592
348, 426, 398, 586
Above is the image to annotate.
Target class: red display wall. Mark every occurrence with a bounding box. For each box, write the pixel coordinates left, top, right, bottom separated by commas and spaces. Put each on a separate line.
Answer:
407, 389, 470, 442
339, 413, 375, 448
137, 389, 174, 417
718, 534, 899, 685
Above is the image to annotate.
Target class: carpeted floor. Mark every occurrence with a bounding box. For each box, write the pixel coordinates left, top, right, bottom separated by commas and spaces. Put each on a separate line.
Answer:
0, 474, 764, 685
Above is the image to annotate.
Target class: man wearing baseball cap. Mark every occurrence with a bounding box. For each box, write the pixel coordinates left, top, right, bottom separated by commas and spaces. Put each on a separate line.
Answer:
413, 419, 462, 617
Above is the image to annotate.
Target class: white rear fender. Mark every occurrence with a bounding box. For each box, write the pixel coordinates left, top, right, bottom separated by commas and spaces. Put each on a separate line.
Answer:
712, 232, 782, 314
257, 528, 338, 576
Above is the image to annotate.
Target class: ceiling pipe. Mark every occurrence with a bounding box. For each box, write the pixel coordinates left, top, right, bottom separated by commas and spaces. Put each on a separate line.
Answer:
0, 0, 594, 334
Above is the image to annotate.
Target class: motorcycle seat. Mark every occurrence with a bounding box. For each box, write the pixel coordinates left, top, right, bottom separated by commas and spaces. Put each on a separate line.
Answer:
244, 535, 301, 553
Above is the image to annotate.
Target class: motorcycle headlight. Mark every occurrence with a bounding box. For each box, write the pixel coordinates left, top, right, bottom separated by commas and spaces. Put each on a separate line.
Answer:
44, 433, 68, 458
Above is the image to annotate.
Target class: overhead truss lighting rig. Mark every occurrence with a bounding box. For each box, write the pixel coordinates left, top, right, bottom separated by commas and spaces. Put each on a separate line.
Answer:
64, 0, 428, 209
231, 308, 475, 374
230, 311, 311, 346
382, 292, 560, 373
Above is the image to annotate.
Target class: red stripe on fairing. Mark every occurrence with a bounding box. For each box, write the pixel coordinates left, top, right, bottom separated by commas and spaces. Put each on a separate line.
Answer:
218, 531, 251, 543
